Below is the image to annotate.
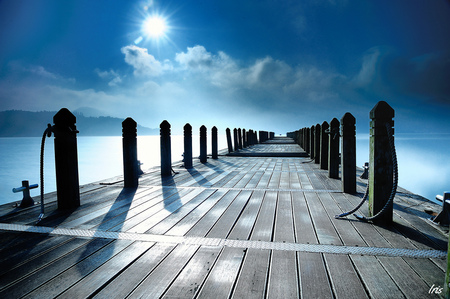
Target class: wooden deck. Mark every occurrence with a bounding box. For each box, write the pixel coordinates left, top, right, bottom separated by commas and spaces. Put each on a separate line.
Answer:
0, 137, 448, 298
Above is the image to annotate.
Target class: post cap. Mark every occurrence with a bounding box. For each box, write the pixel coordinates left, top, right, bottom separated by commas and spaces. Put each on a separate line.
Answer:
53, 108, 76, 126
370, 101, 395, 120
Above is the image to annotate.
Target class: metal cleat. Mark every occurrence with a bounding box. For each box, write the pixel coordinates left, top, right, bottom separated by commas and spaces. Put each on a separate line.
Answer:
13, 180, 38, 208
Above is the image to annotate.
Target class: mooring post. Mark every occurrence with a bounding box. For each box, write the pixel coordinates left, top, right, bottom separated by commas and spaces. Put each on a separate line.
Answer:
212, 126, 218, 159
184, 123, 193, 169
53, 108, 80, 209
305, 127, 310, 154
200, 125, 207, 163
315, 124, 321, 164
233, 128, 239, 151
160, 120, 172, 176
341, 112, 356, 193
122, 117, 138, 188
320, 121, 329, 170
310, 125, 315, 159
369, 101, 395, 224
238, 128, 243, 149
329, 118, 340, 179
226, 128, 233, 153
242, 129, 247, 147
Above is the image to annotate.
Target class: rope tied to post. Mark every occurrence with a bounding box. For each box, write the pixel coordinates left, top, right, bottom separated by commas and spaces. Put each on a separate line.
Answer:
38, 124, 53, 224
335, 122, 398, 222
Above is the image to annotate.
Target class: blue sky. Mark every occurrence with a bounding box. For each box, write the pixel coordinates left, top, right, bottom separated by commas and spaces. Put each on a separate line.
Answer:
0, 0, 449, 134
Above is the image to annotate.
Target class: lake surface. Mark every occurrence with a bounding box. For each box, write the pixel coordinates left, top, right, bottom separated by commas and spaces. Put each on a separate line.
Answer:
1, 134, 449, 206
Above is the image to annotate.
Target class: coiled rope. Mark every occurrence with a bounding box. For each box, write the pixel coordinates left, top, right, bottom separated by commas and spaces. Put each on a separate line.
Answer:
335, 122, 398, 222
38, 124, 52, 224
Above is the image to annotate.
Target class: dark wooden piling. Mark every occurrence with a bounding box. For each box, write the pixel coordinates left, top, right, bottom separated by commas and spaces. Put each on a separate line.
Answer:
233, 128, 239, 151
238, 128, 243, 149
328, 118, 340, 179
226, 128, 233, 153
184, 123, 193, 169
305, 127, 310, 154
369, 101, 395, 224
310, 125, 315, 158
160, 120, 172, 176
242, 129, 247, 147
341, 112, 356, 194
122, 118, 138, 188
314, 124, 320, 164
200, 125, 207, 163
212, 126, 218, 159
320, 121, 329, 170
53, 108, 80, 210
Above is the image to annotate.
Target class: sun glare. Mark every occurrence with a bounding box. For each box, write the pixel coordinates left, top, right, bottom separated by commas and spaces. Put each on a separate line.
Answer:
142, 16, 167, 38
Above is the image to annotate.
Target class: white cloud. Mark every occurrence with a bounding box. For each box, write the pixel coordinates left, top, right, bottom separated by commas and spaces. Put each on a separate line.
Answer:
121, 45, 162, 77
95, 68, 122, 86
175, 45, 213, 69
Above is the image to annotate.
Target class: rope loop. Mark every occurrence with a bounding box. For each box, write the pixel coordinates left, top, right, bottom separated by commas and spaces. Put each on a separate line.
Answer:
335, 122, 398, 222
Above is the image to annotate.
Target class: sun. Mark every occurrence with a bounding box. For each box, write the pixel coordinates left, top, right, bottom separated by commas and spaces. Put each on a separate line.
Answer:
142, 16, 167, 38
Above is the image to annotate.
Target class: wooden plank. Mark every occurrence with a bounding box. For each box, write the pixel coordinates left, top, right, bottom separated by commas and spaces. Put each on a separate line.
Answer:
266, 191, 298, 298
250, 191, 277, 242
128, 244, 200, 298
291, 191, 318, 244
350, 255, 404, 299
267, 250, 299, 298
186, 190, 240, 237
323, 254, 368, 299
126, 188, 203, 233
147, 189, 217, 235
166, 189, 228, 236
58, 241, 154, 298
196, 247, 245, 298
232, 249, 270, 299
93, 243, 176, 298
298, 252, 333, 298
305, 192, 341, 245
0, 238, 113, 298
378, 256, 432, 298
162, 246, 222, 298
0, 237, 89, 290
206, 190, 252, 239
22, 239, 133, 298
227, 190, 265, 240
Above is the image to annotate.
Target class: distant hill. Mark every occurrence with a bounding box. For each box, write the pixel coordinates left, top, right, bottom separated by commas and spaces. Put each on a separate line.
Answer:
0, 110, 158, 137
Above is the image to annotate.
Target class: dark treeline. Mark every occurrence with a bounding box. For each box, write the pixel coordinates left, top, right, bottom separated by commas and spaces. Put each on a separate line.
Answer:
0, 110, 158, 137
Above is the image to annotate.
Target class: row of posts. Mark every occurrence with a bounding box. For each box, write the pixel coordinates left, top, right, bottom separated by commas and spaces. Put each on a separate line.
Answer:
48, 108, 274, 210
287, 101, 395, 224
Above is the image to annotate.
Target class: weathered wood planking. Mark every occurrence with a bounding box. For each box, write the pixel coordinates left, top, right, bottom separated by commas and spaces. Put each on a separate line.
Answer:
0, 137, 448, 298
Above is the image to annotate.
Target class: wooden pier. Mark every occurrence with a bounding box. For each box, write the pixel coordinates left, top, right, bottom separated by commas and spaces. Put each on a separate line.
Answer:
0, 137, 448, 298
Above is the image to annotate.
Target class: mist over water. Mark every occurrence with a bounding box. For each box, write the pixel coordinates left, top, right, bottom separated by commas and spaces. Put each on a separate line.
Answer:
1, 134, 449, 206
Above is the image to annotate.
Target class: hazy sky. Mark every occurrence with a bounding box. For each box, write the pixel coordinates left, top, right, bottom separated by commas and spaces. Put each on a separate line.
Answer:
0, 0, 449, 134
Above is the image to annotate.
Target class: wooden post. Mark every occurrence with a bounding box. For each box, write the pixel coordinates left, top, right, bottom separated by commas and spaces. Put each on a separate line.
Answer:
233, 128, 239, 151
226, 128, 233, 153
320, 121, 329, 170
341, 113, 356, 193
122, 117, 138, 188
305, 127, 310, 154
369, 101, 395, 224
238, 128, 243, 149
200, 125, 207, 163
160, 120, 172, 176
310, 125, 315, 159
445, 218, 450, 298
184, 123, 193, 169
315, 124, 320, 164
242, 129, 247, 147
212, 126, 218, 159
53, 108, 80, 209
329, 118, 340, 179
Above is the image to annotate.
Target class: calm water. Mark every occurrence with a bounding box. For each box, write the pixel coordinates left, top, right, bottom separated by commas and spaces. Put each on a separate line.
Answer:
1, 134, 449, 205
